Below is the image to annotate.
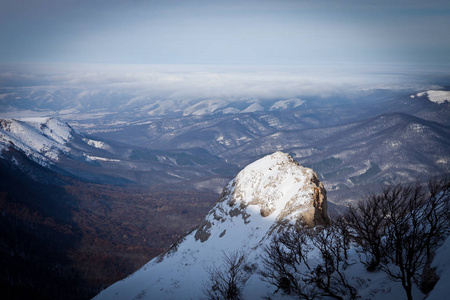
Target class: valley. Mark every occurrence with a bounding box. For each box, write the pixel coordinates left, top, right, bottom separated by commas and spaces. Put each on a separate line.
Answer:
0, 149, 217, 299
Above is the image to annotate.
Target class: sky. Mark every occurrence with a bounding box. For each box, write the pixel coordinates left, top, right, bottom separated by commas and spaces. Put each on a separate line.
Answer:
1, 0, 450, 65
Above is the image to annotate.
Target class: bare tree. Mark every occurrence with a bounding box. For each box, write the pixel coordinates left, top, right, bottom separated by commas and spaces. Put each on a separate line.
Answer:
424, 177, 450, 259
260, 225, 358, 300
347, 179, 450, 300
332, 216, 351, 260
203, 250, 252, 300
307, 226, 358, 300
345, 193, 386, 271
260, 226, 316, 299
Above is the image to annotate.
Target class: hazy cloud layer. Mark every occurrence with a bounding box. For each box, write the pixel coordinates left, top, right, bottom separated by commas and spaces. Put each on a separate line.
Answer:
0, 63, 445, 102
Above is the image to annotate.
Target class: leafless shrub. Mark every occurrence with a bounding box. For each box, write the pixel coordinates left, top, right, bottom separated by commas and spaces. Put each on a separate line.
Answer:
260, 225, 358, 300
307, 226, 358, 300
203, 250, 252, 300
260, 226, 316, 299
345, 193, 386, 271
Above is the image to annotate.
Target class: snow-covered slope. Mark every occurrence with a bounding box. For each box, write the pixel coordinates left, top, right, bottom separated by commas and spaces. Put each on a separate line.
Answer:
183, 99, 228, 116
94, 151, 328, 300
270, 98, 305, 111
428, 235, 450, 300
0, 117, 74, 165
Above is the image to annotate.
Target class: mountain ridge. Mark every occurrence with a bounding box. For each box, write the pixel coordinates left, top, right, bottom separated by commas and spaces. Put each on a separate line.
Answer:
94, 151, 328, 299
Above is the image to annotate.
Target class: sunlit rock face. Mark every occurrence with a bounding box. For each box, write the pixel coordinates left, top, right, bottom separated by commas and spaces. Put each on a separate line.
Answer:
94, 151, 328, 300
195, 151, 328, 243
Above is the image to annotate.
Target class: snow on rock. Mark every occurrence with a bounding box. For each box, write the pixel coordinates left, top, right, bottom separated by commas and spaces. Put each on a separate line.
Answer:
83, 138, 110, 150
416, 90, 450, 104
0, 117, 74, 164
94, 151, 328, 300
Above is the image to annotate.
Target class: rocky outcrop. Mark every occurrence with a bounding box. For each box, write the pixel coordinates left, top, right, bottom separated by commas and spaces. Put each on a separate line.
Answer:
194, 151, 328, 240
312, 172, 329, 226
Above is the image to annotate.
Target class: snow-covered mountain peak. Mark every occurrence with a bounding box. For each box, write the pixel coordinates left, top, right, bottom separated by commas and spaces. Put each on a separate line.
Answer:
0, 117, 74, 164
194, 151, 328, 243
94, 152, 328, 300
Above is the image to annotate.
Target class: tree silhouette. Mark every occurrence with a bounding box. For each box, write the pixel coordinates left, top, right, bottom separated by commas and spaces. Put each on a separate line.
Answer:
261, 225, 357, 300
347, 178, 450, 300
203, 250, 252, 300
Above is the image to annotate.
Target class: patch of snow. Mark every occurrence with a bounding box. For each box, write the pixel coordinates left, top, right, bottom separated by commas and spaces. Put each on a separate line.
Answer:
409, 123, 425, 133
167, 172, 185, 179
236, 136, 250, 142
215, 135, 232, 146
416, 90, 450, 104
86, 155, 120, 162
83, 138, 109, 150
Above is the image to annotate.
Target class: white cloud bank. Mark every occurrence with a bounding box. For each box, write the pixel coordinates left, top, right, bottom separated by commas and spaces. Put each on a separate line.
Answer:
0, 63, 445, 102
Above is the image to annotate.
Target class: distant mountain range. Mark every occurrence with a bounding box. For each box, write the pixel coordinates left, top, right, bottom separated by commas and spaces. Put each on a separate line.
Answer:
1, 88, 449, 204
81, 89, 450, 206
0, 117, 236, 190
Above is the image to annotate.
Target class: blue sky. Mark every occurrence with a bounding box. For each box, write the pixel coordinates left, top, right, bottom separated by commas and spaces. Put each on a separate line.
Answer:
1, 0, 449, 65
